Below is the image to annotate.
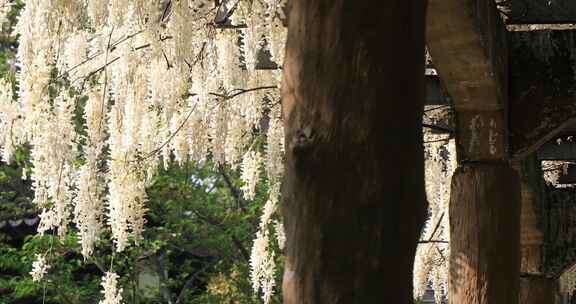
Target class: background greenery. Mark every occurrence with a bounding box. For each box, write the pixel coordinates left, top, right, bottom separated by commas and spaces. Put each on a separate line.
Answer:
0, 160, 281, 304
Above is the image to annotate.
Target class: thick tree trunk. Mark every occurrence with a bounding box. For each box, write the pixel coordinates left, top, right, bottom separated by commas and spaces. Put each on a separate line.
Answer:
519, 276, 557, 304
449, 163, 521, 304
281, 1, 427, 303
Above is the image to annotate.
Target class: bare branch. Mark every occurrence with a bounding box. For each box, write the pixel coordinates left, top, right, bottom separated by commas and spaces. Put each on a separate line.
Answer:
209, 85, 278, 100
417, 240, 449, 244
187, 206, 251, 262
422, 123, 454, 134
217, 164, 246, 211
98, 26, 115, 133
142, 103, 198, 161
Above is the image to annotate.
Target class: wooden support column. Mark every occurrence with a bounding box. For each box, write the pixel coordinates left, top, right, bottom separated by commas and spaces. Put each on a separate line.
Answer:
514, 157, 545, 275
427, 0, 522, 302
514, 156, 559, 304
281, 0, 427, 303
449, 163, 521, 304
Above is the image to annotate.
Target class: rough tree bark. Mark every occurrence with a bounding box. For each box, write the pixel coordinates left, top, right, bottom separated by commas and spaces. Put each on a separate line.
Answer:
281, 1, 427, 303
449, 164, 521, 304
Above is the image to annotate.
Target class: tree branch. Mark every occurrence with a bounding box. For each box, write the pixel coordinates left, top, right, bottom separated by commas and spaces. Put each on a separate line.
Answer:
228, 86, 278, 98
422, 123, 454, 134
217, 164, 246, 212
427, 212, 445, 242
142, 103, 197, 161
424, 105, 450, 112
188, 206, 251, 262
175, 263, 212, 304
418, 240, 449, 244
154, 251, 174, 304
424, 137, 452, 144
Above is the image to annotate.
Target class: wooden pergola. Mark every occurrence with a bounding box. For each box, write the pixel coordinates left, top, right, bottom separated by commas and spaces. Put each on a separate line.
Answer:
215, 0, 576, 302
426, 0, 576, 302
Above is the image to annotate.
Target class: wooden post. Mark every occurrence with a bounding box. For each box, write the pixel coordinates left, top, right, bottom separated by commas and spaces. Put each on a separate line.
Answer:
515, 156, 558, 304
449, 163, 521, 304
519, 276, 557, 304
281, 0, 427, 303
427, 0, 523, 301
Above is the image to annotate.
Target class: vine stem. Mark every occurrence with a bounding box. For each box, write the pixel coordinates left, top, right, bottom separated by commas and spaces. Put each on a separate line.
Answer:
98, 26, 114, 134
142, 102, 198, 161
209, 85, 278, 100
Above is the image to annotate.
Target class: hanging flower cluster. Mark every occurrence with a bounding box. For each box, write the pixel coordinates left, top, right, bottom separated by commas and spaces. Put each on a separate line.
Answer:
30, 254, 50, 282
0, 79, 19, 164
413, 107, 457, 302
250, 196, 279, 304
99, 272, 124, 304
1, 0, 287, 302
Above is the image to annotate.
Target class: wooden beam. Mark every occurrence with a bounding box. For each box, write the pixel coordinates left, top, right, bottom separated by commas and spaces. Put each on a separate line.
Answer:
427, 0, 508, 162
427, 0, 507, 112
425, 75, 451, 105
537, 142, 576, 161
508, 0, 576, 24
509, 30, 576, 159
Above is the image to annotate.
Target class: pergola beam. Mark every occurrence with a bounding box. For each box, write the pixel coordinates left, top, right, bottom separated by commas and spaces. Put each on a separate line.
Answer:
427, 0, 508, 162
425, 75, 451, 105
508, 0, 576, 24
537, 142, 576, 161
509, 30, 576, 159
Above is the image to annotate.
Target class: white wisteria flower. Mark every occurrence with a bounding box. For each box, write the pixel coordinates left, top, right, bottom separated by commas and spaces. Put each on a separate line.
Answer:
3, 0, 289, 302
413, 111, 457, 302
99, 272, 124, 304
241, 150, 263, 200
30, 254, 50, 282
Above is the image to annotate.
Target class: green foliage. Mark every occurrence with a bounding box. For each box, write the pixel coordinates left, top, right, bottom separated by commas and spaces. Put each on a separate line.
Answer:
129, 161, 275, 303
0, 160, 32, 221
0, 159, 280, 303
0, 1, 21, 89
0, 234, 101, 304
